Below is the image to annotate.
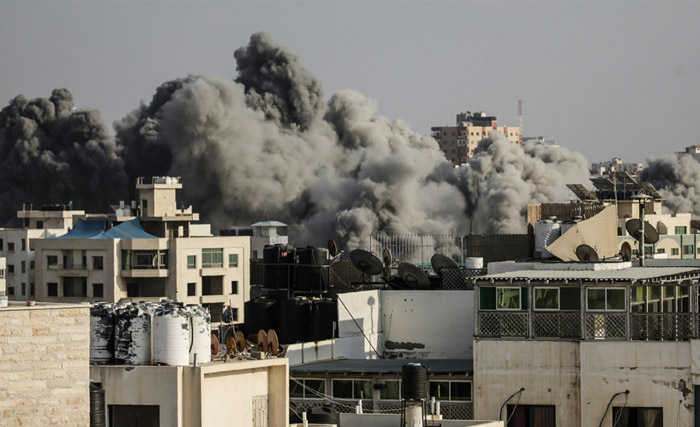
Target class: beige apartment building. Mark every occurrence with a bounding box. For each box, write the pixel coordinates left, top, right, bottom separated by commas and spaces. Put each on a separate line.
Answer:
32, 177, 250, 324
431, 111, 522, 166
0, 207, 84, 300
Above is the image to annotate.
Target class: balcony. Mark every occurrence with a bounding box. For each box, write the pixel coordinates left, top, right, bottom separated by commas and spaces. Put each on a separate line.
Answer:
59, 264, 89, 277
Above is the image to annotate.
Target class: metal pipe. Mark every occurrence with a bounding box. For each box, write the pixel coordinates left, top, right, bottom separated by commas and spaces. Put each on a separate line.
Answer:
499, 387, 525, 421
598, 390, 629, 427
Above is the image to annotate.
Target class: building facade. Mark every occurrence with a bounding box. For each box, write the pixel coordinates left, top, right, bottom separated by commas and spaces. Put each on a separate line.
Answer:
431, 112, 521, 166
590, 157, 644, 176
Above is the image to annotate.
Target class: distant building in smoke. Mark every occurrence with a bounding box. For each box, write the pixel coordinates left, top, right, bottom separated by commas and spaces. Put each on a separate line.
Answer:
431, 111, 522, 166
523, 135, 559, 148
678, 145, 700, 161
590, 157, 644, 177
221, 220, 288, 259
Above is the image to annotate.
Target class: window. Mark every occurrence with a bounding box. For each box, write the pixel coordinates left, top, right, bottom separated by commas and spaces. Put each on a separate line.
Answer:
657, 248, 665, 254
187, 282, 196, 296
122, 250, 168, 270
0, 238, 3, 250
684, 245, 694, 255
202, 248, 223, 268
30, 260, 34, 269
30, 283, 34, 296
231, 281, 238, 295
230, 307, 238, 321
675, 226, 687, 235
93, 256, 104, 270
7, 286, 14, 296
229, 253, 238, 267
332, 379, 373, 400
187, 255, 196, 269
672, 248, 680, 256
7, 242, 14, 252
108, 404, 160, 427
47, 255, 58, 270
7, 264, 14, 274
380, 381, 401, 400
506, 405, 555, 427
36, 220, 43, 229
93, 283, 104, 298
611, 407, 662, 427
290, 379, 325, 399
63, 278, 87, 297
21, 283, 25, 296
534, 288, 558, 310
21, 239, 25, 251
429, 381, 472, 402
587, 288, 625, 311
47, 282, 58, 297
141, 199, 148, 212
479, 287, 528, 310
21, 261, 25, 274
0, 269, 4, 279
202, 277, 223, 295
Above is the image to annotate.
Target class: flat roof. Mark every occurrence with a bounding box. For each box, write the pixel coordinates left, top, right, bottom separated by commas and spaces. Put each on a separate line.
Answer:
476, 266, 700, 283
0, 301, 90, 311
291, 359, 473, 375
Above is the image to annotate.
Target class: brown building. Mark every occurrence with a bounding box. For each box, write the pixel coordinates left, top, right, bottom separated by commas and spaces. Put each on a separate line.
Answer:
431, 111, 522, 166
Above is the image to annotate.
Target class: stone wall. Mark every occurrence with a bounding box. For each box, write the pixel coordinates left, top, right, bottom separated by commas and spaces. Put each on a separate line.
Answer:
0, 305, 89, 426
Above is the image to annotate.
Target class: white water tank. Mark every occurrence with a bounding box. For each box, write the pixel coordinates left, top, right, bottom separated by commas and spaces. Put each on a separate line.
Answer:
465, 257, 484, 269
90, 303, 115, 364
153, 304, 191, 366
535, 217, 561, 259
187, 305, 212, 364
114, 303, 155, 365
561, 216, 583, 236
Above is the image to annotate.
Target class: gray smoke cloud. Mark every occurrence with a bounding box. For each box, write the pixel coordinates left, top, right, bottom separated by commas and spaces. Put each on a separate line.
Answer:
0, 89, 127, 224
641, 154, 700, 215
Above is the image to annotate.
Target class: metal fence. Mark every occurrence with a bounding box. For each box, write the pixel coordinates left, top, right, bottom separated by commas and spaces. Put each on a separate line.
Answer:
290, 399, 473, 420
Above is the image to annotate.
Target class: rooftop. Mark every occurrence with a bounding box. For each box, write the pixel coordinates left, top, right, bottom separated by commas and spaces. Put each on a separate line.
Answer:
476, 265, 700, 283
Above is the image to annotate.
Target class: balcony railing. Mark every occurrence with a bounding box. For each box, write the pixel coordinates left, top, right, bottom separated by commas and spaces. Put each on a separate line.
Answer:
290, 400, 473, 420
630, 313, 693, 341
478, 312, 528, 338
533, 312, 581, 339
585, 313, 627, 340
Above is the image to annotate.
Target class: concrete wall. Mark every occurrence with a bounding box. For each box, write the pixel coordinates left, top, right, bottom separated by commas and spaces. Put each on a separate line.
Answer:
381, 290, 473, 358
0, 304, 90, 425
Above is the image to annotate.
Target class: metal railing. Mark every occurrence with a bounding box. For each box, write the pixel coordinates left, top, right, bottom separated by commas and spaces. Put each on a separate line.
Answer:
630, 313, 693, 341
290, 399, 473, 420
585, 313, 627, 340
478, 312, 529, 338
533, 312, 581, 339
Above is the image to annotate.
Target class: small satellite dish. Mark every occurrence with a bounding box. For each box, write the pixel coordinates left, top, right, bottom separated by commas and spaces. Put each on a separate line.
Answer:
576, 244, 599, 262
621, 242, 632, 261
328, 239, 338, 257
625, 219, 659, 244
226, 336, 236, 356
430, 254, 459, 277
257, 329, 268, 352
235, 330, 247, 353
398, 262, 431, 290
267, 329, 280, 356
382, 248, 393, 265
349, 249, 383, 276
210, 333, 220, 356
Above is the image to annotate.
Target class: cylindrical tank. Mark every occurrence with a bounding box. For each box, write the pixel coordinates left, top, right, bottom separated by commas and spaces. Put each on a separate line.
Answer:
114, 303, 154, 365
561, 216, 583, 236
243, 297, 278, 336
89, 382, 106, 427
295, 246, 329, 293
153, 304, 191, 366
402, 363, 428, 401
464, 257, 484, 269
90, 303, 115, 364
188, 305, 212, 364
263, 244, 296, 289
277, 297, 312, 344
311, 298, 337, 341
535, 217, 561, 259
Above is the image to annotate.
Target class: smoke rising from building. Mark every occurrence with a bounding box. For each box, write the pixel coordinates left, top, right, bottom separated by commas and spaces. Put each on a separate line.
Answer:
0, 89, 127, 224
0, 32, 611, 249
641, 154, 700, 215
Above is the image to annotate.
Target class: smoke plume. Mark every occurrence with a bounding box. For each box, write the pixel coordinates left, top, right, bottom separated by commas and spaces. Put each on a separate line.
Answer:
641, 154, 700, 215
0, 89, 127, 224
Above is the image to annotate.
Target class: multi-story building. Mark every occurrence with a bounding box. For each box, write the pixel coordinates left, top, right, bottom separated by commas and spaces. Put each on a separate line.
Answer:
678, 145, 700, 161
222, 220, 288, 259
473, 260, 700, 426
0, 206, 85, 301
590, 157, 644, 176
431, 111, 522, 166
32, 177, 251, 325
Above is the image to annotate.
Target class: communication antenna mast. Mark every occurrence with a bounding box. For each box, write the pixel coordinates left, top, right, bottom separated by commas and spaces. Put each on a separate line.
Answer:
518, 99, 523, 144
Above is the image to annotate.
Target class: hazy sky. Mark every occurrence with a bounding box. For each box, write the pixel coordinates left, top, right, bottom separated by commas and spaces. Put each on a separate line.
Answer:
1, 1, 699, 164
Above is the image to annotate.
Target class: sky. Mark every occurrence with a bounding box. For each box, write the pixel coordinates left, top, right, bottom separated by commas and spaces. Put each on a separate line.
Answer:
1, 1, 699, 165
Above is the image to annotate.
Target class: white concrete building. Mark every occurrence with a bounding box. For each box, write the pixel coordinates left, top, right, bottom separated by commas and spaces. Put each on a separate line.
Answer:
473, 260, 700, 426
0, 207, 84, 300
32, 177, 251, 325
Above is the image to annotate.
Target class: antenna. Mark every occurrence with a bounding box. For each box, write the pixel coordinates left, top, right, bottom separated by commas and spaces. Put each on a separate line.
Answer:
518, 99, 523, 144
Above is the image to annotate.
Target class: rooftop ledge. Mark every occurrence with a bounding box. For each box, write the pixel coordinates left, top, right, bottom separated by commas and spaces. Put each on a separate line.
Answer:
0, 301, 90, 312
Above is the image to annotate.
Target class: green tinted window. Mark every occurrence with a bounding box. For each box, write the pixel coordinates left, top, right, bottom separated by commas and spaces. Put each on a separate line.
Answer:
606, 289, 625, 310
632, 287, 644, 303
381, 381, 400, 400
333, 380, 353, 399
479, 287, 496, 310
535, 288, 559, 310
497, 288, 521, 310
290, 380, 304, 398
354, 380, 373, 400
560, 288, 581, 310
305, 379, 324, 398
450, 382, 472, 402
429, 382, 449, 401
587, 289, 606, 310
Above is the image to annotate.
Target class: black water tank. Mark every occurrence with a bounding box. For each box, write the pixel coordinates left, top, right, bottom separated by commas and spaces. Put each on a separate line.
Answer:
277, 298, 312, 344
402, 363, 428, 401
90, 382, 106, 427
263, 245, 295, 289
311, 298, 337, 341
243, 298, 278, 336
295, 246, 329, 293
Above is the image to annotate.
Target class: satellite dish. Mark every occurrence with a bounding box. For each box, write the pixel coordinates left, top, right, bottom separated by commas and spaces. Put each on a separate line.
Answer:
382, 248, 393, 265
625, 219, 659, 244
235, 330, 247, 353
267, 329, 280, 356
621, 242, 632, 261
398, 262, 431, 290
576, 244, 599, 262
349, 250, 383, 276
257, 329, 268, 352
328, 239, 338, 257
226, 336, 236, 356
430, 254, 459, 277
210, 333, 220, 356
